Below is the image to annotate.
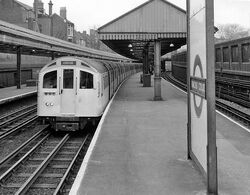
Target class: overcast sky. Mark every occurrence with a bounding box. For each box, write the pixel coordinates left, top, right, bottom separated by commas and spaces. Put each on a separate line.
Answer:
20, 0, 250, 33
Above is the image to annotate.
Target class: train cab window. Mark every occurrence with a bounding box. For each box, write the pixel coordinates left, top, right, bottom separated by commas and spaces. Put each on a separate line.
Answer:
43, 71, 57, 88
223, 47, 229, 62
231, 45, 239, 62
215, 48, 221, 62
63, 69, 74, 89
80, 71, 93, 89
242, 43, 250, 62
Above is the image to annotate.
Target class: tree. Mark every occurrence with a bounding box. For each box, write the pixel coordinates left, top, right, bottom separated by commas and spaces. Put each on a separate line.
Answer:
216, 23, 249, 41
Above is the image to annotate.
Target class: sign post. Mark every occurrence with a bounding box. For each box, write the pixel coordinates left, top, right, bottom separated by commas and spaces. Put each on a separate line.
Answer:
187, 0, 217, 194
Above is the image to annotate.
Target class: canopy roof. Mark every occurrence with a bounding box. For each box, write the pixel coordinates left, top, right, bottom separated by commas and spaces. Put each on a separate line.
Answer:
98, 0, 187, 60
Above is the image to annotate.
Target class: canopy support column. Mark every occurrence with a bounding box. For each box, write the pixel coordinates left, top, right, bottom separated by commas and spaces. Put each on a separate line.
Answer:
51, 52, 55, 60
16, 46, 22, 89
143, 46, 151, 87
154, 40, 162, 100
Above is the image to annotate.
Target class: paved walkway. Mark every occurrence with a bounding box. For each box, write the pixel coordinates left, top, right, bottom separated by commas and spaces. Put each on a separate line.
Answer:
70, 73, 250, 195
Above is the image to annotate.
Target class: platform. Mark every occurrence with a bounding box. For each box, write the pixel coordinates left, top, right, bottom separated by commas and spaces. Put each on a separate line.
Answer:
71, 73, 250, 195
0, 85, 37, 105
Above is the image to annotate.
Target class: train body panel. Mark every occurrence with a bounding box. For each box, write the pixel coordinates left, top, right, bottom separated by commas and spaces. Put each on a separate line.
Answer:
38, 56, 142, 131
171, 36, 250, 83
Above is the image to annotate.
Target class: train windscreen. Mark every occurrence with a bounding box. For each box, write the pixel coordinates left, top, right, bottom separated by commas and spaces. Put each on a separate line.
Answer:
43, 71, 57, 88
80, 71, 93, 89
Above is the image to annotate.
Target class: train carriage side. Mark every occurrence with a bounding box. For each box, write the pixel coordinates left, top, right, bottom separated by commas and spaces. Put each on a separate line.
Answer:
215, 36, 250, 80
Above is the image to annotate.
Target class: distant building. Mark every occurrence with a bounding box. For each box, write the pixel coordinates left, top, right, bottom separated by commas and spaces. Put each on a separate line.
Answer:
58, 6, 74, 42
0, 0, 76, 42
0, 0, 40, 31
74, 31, 86, 46
0, 0, 114, 52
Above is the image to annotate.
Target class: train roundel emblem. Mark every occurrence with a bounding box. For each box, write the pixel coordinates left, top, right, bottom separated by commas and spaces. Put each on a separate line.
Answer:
192, 55, 205, 118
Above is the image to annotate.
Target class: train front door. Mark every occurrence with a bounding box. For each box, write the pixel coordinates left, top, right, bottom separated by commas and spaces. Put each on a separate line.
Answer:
60, 69, 76, 114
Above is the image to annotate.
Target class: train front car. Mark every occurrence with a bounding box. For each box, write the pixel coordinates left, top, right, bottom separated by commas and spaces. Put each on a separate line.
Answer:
38, 57, 107, 131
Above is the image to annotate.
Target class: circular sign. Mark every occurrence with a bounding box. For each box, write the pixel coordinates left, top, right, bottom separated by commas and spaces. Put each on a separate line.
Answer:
193, 55, 204, 118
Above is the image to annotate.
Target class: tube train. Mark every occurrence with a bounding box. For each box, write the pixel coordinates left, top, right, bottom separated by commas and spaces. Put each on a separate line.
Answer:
38, 57, 142, 131
171, 36, 250, 83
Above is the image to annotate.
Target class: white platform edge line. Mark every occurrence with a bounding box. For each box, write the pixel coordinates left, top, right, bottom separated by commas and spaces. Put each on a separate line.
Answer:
215, 110, 250, 133
69, 75, 132, 195
163, 78, 250, 133
0, 90, 37, 103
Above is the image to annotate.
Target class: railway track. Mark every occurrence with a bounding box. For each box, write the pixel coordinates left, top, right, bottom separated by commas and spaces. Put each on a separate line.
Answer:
162, 73, 250, 128
0, 128, 92, 195
0, 104, 38, 141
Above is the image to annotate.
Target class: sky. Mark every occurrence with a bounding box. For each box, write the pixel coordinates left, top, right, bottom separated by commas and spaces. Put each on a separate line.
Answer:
20, 0, 250, 33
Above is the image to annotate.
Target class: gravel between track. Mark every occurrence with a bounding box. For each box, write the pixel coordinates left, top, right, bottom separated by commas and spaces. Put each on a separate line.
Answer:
0, 122, 47, 162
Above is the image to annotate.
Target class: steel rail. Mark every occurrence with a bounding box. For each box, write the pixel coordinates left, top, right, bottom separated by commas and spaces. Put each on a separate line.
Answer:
0, 125, 49, 167
216, 101, 250, 123
53, 134, 90, 195
0, 133, 50, 184
0, 104, 37, 121
163, 73, 250, 126
0, 115, 38, 142
15, 134, 70, 195
0, 107, 37, 128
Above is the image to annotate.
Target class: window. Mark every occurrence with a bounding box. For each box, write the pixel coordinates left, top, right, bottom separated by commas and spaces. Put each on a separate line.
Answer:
63, 69, 73, 89
215, 48, 221, 62
242, 43, 250, 62
104, 74, 109, 89
231, 45, 239, 62
43, 71, 57, 88
223, 47, 229, 62
80, 71, 93, 89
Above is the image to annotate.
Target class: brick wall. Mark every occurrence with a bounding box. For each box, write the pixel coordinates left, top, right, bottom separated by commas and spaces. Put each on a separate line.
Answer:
51, 14, 67, 41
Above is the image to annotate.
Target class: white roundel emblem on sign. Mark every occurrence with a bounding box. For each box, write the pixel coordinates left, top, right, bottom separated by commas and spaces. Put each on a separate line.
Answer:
192, 55, 204, 118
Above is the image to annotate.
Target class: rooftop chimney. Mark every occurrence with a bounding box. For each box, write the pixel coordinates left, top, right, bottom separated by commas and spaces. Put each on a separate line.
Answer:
48, 0, 53, 16
37, 0, 44, 14
60, 7, 67, 19
33, 0, 38, 21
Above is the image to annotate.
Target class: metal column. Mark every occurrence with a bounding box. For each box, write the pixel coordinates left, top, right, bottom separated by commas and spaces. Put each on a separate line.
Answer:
51, 52, 55, 60
154, 40, 162, 100
16, 46, 22, 89
206, 0, 218, 194
143, 47, 151, 87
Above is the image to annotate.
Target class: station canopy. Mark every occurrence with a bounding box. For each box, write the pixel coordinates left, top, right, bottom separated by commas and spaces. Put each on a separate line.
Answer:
98, 0, 187, 61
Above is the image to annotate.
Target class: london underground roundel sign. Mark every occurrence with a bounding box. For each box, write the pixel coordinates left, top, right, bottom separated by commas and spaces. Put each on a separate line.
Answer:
190, 55, 206, 118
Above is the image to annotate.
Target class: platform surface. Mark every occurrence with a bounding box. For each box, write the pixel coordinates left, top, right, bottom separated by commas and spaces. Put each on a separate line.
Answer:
71, 73, 250, 195
0, 85, 37, 105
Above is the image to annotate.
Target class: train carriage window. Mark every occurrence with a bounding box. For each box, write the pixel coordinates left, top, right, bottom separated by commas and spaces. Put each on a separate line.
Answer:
215, 48, 221, 62
231, 45, 239, 62
242, 43, 250, 62
43, 71, 57, 88
80, 71, 93, 89
223, 47, 229, 62
63, 69, 74, 89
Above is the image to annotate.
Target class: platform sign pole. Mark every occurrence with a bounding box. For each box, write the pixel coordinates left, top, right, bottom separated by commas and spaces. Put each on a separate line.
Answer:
186, 0, 191, 160
187, 0, 217, 194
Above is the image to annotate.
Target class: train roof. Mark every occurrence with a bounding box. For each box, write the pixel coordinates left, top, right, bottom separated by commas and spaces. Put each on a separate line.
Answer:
40, 57, 137, 74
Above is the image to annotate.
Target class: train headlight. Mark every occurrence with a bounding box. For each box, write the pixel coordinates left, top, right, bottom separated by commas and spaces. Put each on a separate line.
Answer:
45, 102, 54, 106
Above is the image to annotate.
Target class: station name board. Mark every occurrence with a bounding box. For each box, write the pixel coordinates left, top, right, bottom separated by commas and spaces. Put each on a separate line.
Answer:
61, 61, 76, 65
190, 76, 206, 98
